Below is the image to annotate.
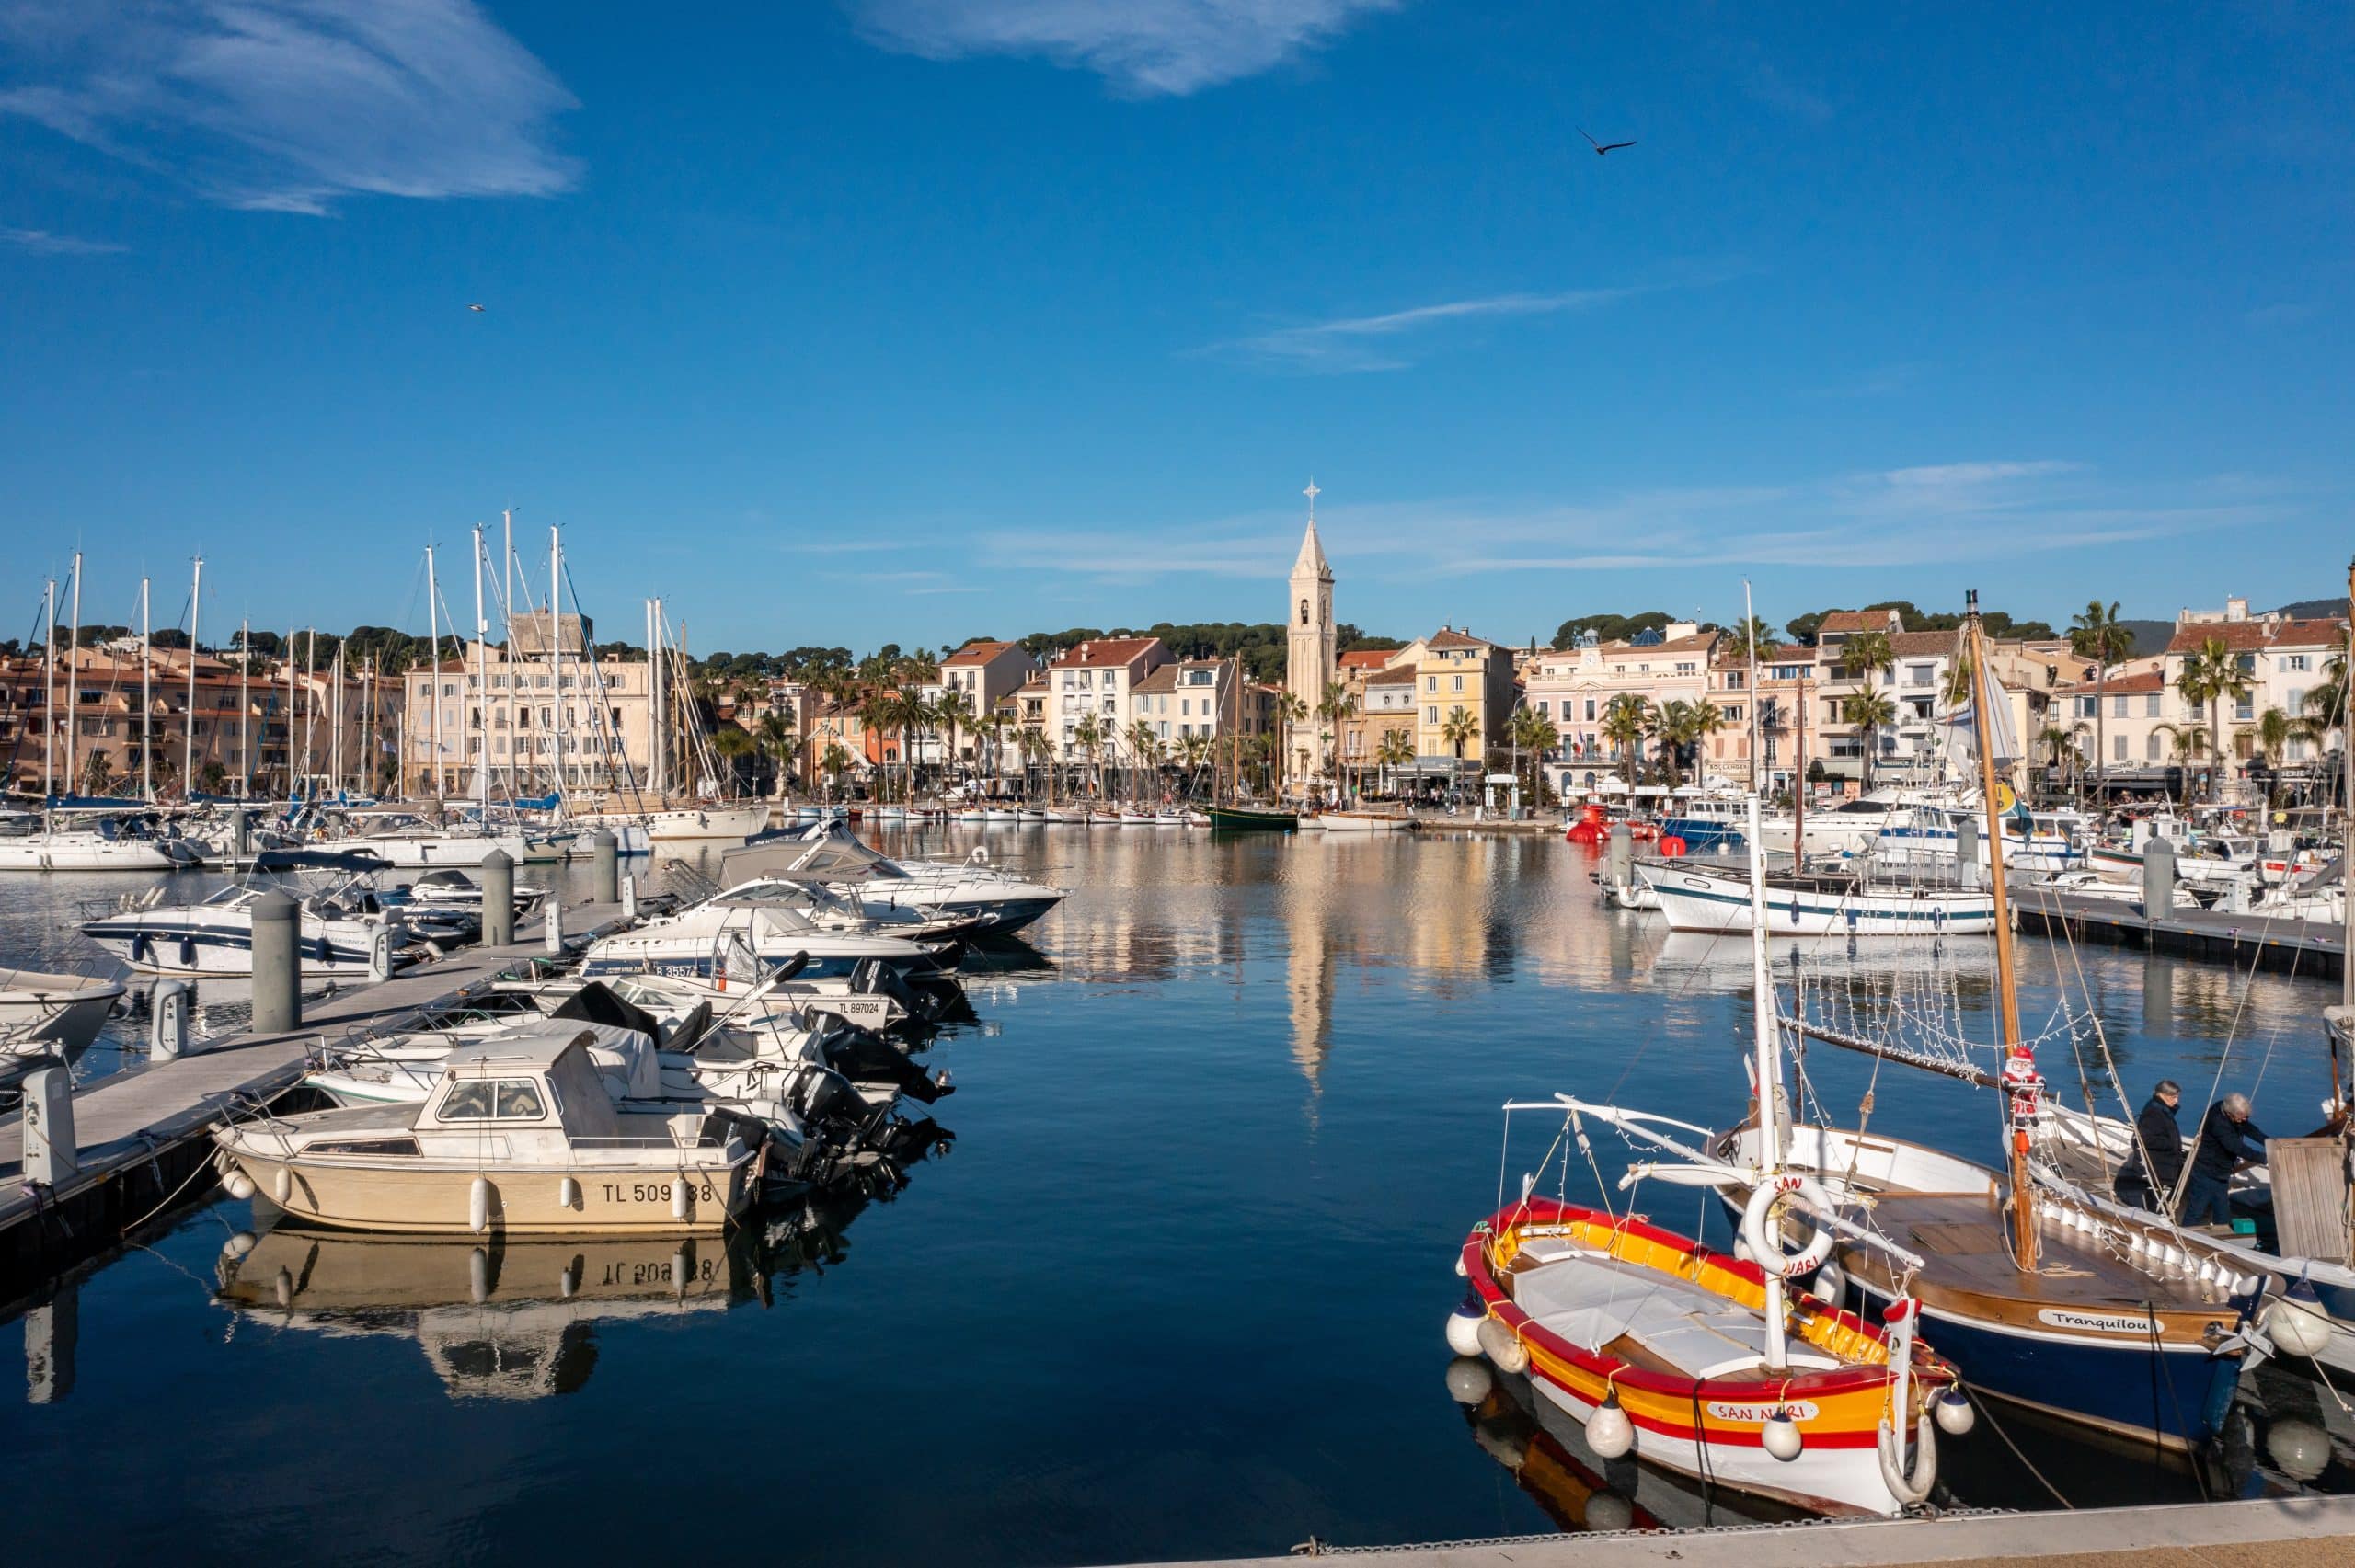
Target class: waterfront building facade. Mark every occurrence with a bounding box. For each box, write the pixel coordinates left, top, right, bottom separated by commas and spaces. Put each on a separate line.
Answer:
1045, 636, 1172, 766
397, 613, 653, 798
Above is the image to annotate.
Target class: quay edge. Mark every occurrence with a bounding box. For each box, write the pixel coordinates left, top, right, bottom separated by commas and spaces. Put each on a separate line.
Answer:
1111, 1493, 2355, 1568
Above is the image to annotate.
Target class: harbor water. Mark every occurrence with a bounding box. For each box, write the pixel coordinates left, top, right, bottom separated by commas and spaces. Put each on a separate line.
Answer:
6, 826, 2351, 1562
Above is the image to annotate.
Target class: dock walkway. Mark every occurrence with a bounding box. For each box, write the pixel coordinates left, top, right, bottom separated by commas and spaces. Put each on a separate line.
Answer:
2013, 884, 2343, 981
1, 898, 623, 1299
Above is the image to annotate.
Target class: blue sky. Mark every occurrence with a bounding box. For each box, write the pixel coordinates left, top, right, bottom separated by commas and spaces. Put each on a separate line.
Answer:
4, 2, 2349, 653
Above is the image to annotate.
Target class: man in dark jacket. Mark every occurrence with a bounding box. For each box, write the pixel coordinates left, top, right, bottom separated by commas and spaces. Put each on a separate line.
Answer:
2114, 1080, 2184, 1212
2181, 1092, 2268, 1226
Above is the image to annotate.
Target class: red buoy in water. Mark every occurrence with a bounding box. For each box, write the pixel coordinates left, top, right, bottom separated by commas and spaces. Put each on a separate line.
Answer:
1659, 835, 1688, 857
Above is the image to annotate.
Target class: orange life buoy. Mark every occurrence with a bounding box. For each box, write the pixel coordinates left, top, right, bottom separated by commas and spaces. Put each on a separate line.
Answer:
1660, 835, 1688, 857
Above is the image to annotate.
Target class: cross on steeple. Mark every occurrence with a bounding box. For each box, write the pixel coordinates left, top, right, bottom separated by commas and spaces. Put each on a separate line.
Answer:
1303, 478, 1319, 521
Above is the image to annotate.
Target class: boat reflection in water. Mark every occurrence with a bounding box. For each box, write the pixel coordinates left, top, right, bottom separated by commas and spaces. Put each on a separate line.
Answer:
213, 1133, 947, 1401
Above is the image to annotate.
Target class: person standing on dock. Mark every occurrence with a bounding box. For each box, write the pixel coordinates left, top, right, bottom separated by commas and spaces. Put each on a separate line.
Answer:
2115, 1079, 2185, 1213
2182, 1092, 2268, 1226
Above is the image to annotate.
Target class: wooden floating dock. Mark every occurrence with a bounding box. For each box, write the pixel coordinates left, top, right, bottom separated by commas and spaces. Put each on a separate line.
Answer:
0, 898, 625, 1303
2012, 884, 2343, 981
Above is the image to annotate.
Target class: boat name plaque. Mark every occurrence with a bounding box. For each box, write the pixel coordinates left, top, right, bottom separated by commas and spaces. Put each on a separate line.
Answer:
1704, 1400, 1819, 1423
2035, 1308, 2154, 1334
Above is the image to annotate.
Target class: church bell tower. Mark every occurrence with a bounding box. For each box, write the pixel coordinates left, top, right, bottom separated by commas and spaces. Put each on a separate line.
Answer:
1285, 480, 1336, 786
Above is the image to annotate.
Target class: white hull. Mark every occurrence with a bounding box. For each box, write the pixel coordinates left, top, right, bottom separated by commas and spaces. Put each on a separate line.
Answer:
83, 910, 394, 976
1319, 812, 1415, 833
336, 831, 531, 869
1645, 864, 1997, 935
0, 835, 182, 871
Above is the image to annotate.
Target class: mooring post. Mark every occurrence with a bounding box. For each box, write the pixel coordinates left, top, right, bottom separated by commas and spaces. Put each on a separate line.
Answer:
620, 871, 638, 921
249, 888, 301, 1033
1606, 823, 1633, 891
150, 979, 190, 1060
2143, 836, 2176, 921
480, 849, 515, 948
590, 829, 618, 904
1958, 815, 1982, 889
544, 897, 564, 956
21, 1066, 77, 1186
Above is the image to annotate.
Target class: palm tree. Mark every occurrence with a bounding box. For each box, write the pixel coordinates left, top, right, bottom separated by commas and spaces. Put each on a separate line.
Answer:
885, 688, 936, 802
934, 689, 975, 789
2068, 600, 2134, 795
2036, 724, 2075, 796
1176, 732, 1212, 797
2249, 705, 2296, 813
1600, 692, 1652, 790
1317, 679, 1357, 795
2153, 723, 2211, 808
1843, 629, 1895, 688
1440, 705, 1479, 774
2173, 635, 2252, 804
820, 741, 851, 800
707, 727, 755, 799
1508, 704, 1559, 810
1072, 712, 1105, 801
1649, 699, 1721, 789
1840, 688, 1898, 790
1374, 728, 1416, 796
753, 711, 796, 798
1019, 727, 1054, 805
1123, 719, 1159, 804
1725, 615, 1775, 664
1276, 692, 1309, 795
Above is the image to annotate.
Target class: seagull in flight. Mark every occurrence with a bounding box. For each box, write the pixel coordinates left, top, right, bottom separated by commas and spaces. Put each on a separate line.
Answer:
467, 303, 486, 312
1580, 128, 1637, 156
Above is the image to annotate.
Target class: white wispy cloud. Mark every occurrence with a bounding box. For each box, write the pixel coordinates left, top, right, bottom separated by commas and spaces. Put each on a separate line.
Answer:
982, 462, 2272, 585
1, 224, 126, 254
1204, 287, 1649, 373
0, 0, 579, 214
846, 0, 1400, 97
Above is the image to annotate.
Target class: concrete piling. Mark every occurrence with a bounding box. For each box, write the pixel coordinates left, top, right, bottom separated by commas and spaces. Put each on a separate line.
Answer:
544, 897, 564, 956
1606, 824, 1633, 890
480, 850, 515, 948
620, 872, 638, 921
2144, 836, 2177, 918
248, 888, 301, 1033
21, 1067, 77, 1186
590, 830, 618, 903
150, 979, 190, 1060
1957, 816, 1981, 888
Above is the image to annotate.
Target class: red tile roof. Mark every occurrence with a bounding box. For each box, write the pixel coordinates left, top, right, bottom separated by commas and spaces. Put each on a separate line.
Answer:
1050, 636, 1165, 669
1818, 609, 1901, 635
2058, 669, 2167, 695
2165, 616, 2347, 657
1338, 648, 1396, 670
944, 639, 1021, 667
1425, 628, 1497, 650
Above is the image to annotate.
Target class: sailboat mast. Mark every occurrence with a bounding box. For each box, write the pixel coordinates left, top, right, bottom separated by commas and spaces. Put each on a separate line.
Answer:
1965, 594, 2037, 1270
141, 577, 154, 801
2343, 555, 2353, 1019
473, 523, 490, 822
426, 544, 442, 805
64, 551, 81, 792
40, 578, 54, 805
184, 555, 201, 795
304, 629, 317, 792
503, 507, 516, 802
332, 644, 345, 798
550, 526, 565, 797
649, 599, 665, 799
1746, 790, 1790, 1370
1744, 580, 1761, 794
1792, 674, 1809, 860
238, 620, 249, 798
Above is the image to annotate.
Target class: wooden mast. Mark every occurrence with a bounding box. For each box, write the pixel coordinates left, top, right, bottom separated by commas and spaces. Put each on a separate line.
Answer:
1966, 592, 2037, 1270
1792, 673, 1809, 862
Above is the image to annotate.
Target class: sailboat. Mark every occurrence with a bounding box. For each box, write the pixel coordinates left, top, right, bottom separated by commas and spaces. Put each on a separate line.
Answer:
1447, 795, 1970, 1517
1707, 595, 2273, 1452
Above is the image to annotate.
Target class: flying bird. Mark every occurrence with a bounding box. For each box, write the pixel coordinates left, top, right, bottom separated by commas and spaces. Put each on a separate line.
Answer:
467, 303, 486, 312
1579, 129, 1637, 156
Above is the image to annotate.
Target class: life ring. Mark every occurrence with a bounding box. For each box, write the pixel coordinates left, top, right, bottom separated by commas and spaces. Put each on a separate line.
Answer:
1741, 1173, 1836, 1278
1658, 836, 1687, 857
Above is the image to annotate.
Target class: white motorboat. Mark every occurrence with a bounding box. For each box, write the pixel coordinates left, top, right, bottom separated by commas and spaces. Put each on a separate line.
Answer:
1870, 804, 2089, 875
720, 825, 1066, 935
381, 866, 549, 921
578, 883, 959, 990
573, 805, 768, 842
213, 1025, 763, 1235
79, 849, 409, 976
1, 966, 127, 1085
1642, 858, 1997, 935
0, 810, 201, 872
1794, 788, 1957, 858
320, 811, 530, 870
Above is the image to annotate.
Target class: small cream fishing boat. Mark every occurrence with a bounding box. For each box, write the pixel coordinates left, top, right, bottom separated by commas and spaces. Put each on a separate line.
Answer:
213, 1024, 761, 1235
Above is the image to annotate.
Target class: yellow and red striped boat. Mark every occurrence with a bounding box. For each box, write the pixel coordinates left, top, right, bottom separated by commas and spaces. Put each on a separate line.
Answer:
1455, 1196, 1962, 1517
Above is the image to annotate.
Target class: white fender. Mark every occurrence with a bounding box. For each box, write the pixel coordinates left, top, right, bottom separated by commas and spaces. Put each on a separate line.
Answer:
558, 1175, 581, 1210
672, 1175, 691, 1221
1476, 1316, 1529, 1375
1878, 1413, 1938, 1505
1741, 1173, 1835, 1278
468, 1175, 491, 1234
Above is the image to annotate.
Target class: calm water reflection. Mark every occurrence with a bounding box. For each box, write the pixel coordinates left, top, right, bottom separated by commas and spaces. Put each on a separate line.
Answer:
5, 825, 2349, 1562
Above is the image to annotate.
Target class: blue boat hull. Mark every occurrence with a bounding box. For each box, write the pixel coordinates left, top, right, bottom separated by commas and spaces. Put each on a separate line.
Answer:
1852, 1277, 2244, 1449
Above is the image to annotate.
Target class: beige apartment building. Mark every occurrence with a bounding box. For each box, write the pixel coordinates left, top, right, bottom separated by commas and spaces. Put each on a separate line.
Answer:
399, 612, 654, 797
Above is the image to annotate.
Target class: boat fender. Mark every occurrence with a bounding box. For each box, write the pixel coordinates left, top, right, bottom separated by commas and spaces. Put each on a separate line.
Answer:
222, 1230, 258, 1260
1933, 1389, 1975, 1436
1445, 1299, 1487, 1358
274, 1266, 294, 1309
2261, 1295, 2334, 1359
468, 1175, 491, 1234
2268, 1416, 2332, 1482
1585, 1391, 1635, 1459
1741, 1173, 1835, 1278
469, 1246, 491, 1304
223, 1170, 257, 1201
1761, 1410, 1803, 1462
560, 1255, 582, 1299
271, 1167, 293, 1205
558, 1175, 581, 1210
1454, 1252, 1468, 1278
1878, 1413, 1938, 1505
1806, 1257, 1847, 1307
1444, 1357, 1492, 1406
1475, 1316, 1529, 1375
131, 933, 152, 965
672, 1175, 690, 1221
178, 936, 197, 969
